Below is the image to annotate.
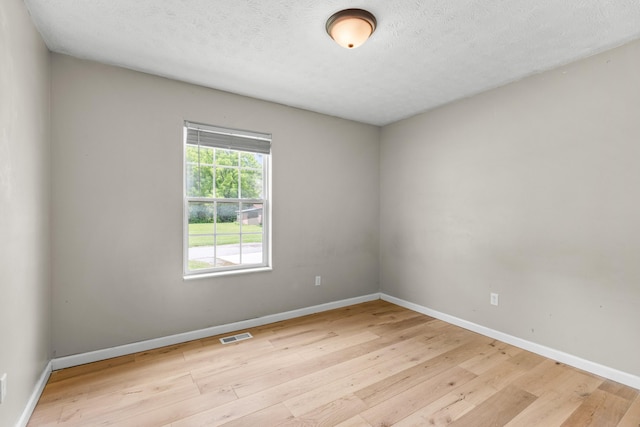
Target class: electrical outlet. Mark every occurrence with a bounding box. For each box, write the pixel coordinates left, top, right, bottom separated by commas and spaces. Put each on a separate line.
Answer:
1, 373, 7, 404
315, 275, 322, 286
490, 293, 499, 306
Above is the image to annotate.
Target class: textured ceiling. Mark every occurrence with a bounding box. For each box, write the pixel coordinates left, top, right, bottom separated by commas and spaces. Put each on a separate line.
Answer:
24, 0, 640, 126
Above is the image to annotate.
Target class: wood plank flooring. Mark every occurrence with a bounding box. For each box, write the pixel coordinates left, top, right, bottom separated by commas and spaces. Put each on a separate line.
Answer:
28, 300, 639, 426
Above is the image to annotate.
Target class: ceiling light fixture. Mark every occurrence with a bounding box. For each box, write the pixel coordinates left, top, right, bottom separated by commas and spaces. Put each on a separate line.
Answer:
326, 9, 377, 49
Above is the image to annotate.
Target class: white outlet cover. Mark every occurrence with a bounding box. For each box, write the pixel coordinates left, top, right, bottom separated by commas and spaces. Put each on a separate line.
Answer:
490, 293, 499, 306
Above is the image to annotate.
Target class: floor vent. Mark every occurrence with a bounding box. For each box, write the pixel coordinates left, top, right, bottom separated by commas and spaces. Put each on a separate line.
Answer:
219, 332, 253, 344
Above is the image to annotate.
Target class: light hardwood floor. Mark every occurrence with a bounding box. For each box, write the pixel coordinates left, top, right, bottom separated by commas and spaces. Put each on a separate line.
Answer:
29, 300, 640, 426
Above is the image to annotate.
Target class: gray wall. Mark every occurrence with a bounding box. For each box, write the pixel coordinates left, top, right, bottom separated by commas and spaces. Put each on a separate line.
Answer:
380, 39, 640, 376
0, 0, 51, 425
51, 54, 380, 358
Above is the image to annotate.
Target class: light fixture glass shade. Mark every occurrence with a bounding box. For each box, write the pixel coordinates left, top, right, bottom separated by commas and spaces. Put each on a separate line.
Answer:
326, 9, 376, 49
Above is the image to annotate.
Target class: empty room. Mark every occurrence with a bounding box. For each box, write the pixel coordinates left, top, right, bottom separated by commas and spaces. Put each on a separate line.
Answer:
1, 0, 640, 426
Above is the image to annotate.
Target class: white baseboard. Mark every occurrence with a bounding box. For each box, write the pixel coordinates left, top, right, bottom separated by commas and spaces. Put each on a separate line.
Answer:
16, 360, 52, 427
22, 292, 639, 426
381, 293, 640, 390
51, 293, 381, 371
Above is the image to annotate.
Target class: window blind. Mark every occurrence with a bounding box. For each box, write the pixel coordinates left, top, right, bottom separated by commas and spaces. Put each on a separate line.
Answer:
185, 121, 271, 155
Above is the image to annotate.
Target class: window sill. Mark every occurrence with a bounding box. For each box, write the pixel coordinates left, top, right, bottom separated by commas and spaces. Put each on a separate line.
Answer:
183, 266, 272, 281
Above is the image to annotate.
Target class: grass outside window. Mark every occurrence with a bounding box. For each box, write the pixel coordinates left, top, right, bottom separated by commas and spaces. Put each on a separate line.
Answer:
188, 223, 262, 246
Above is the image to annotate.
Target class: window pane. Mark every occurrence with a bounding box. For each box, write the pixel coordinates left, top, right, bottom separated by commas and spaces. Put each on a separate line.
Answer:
215, 167, 238, 198
215, 202, 239, 232
199, 146, 214, 165
240, 169, 263, 199
241, 152, 263, 168
215, 149, 238, 166
200, 167, 214, 197
188, 238, 215, 271
189, 260, 214, 271
188, 202, 214, 226
186, 145, 215, 197
239, 202, 263, 226
186, 165, 214, 197
188, 202, 214, 271
216, 243, 240, 266
185, 164, 200, 197
188, 228, 214, 245
241, 234, 263, 265
185, 144, 200, 162
216, 222, 241, 234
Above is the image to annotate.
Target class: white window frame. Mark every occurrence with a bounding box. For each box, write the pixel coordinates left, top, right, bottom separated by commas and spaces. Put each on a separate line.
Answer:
183, 121, 272, 279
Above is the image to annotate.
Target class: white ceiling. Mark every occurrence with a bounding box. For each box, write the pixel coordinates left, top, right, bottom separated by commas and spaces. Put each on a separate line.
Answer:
24, 0, 640, 126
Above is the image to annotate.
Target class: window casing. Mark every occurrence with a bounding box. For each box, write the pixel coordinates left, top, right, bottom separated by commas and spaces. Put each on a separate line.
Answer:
183, 121, 271, 277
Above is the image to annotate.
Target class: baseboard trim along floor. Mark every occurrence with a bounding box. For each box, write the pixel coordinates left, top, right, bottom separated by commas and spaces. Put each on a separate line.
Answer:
51, 293, 381, 371
17, 361, 51, 427
23, 291, 637, 426
380, 293, 640, 390
23, 293, 640, 427
50, 292, 640, 389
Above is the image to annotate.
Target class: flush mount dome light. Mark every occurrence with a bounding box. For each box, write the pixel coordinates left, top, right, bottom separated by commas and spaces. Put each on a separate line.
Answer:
326, 9, 377, 49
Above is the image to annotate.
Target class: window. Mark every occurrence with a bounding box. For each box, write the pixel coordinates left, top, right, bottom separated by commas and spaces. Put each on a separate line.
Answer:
183, 121, 271, 277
